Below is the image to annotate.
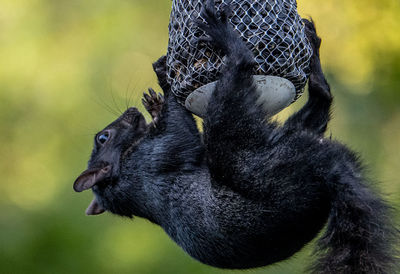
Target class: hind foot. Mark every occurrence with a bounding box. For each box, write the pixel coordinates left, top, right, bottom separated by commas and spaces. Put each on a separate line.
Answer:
195, 0, 254, 69
303, 19, 332, 101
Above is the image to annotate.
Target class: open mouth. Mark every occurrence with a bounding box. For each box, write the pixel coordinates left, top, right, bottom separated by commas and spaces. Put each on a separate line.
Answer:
73, 164, 112, 216
85, 197, 105, 215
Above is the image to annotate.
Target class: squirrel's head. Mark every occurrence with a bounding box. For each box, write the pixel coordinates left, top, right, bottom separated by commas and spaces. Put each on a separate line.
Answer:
73, 107, 147, 215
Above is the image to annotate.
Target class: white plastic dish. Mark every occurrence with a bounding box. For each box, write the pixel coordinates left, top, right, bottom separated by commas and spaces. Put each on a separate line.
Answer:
185, 75, 296, 118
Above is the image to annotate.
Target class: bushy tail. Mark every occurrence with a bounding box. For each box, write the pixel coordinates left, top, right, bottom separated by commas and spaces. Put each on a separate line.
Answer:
311, 168, 399, 273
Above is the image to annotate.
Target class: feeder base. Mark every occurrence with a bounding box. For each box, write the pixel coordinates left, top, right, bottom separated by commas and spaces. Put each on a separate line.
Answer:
185, 75, 296, 118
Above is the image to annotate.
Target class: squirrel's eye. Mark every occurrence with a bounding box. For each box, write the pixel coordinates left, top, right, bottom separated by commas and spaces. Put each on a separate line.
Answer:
97, 132, 109, 145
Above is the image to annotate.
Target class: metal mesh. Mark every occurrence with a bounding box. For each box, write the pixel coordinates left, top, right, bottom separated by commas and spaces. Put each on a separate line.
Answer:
166, 0, 313, 105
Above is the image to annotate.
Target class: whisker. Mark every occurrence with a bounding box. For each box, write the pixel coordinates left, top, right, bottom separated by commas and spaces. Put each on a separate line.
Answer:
91, 94, 120, 117
125, 77, 134, 111
108, 75, 124, 115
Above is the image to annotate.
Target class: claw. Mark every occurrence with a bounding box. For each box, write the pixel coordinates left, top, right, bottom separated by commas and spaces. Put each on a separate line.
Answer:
149, 88, 157, 99
194, 18, 208, 30
152, 56, 167, 73
142, 98, 149, 108
142, 88, 165, 121
303, 18, 321, 53
205, 0, 216, 12
159, 93, 165, 103
220, 3, 232, 22
200, 0, 217, 22
152, 55, 170, 95
192, 35, 213, 46
143, 92, 152, 102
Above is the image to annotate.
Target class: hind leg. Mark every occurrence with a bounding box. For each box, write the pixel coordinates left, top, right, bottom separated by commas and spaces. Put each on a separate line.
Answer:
199, 0, 268, 142
283, 19, 332, 136
197, 0, 272, 183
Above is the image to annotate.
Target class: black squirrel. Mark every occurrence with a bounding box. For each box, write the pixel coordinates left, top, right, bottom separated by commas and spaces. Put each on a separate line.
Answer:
73, 1, 398, 272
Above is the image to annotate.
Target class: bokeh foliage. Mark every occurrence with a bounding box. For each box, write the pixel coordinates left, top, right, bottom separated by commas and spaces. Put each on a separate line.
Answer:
0, 0, 399, 273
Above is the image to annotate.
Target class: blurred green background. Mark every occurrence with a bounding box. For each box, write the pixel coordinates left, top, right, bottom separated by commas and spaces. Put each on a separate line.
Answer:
0, 0, 399, 273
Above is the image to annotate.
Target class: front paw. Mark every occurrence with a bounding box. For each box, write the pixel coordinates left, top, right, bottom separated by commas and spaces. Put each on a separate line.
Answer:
152, 55, 171, 94
142, 88, 165, 122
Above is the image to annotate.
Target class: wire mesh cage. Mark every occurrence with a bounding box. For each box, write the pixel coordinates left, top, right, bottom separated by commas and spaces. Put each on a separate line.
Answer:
166, 0, 313, 105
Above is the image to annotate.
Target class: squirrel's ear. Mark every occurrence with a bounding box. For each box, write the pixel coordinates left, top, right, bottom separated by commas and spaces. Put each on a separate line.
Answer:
135, 114, 147, 133
122, 108, 147, 133
73, 166, 111, 192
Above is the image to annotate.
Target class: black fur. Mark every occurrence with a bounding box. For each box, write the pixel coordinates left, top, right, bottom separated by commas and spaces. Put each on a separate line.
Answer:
74, 1, 398, 272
